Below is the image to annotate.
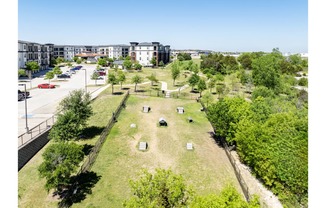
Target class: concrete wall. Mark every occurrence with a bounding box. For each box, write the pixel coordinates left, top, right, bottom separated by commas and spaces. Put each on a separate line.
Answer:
18, 129, 51, 171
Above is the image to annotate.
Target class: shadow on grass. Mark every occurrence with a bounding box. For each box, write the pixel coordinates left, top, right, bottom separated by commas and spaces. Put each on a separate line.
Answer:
58, 171, 102, 207
135, 89, 146, 93
82, 144, 94, 156
122, 87, 130, 90
208, 131, 224, 148
113, 92, 124, 95
79, 126, 105, 140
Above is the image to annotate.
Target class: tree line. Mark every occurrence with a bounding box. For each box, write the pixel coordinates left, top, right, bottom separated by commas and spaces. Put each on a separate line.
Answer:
205, 49, 308, 207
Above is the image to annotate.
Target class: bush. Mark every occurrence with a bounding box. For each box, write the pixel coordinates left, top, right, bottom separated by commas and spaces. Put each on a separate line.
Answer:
298, 78, 308, 86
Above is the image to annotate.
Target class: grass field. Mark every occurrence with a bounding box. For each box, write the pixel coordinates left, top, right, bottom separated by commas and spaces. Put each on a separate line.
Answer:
18, 89, 126, 208
71, 95, 242, 208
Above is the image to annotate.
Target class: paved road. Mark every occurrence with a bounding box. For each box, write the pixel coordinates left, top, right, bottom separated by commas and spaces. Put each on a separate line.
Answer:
18, 64, 107, 135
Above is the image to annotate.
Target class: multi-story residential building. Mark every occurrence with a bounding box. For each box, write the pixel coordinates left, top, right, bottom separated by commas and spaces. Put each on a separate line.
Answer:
18, 40, 170, 69
129, 42, 170, 66
97, 45, 129, 59
18, 40, 51, 72
53, 45, 75, 61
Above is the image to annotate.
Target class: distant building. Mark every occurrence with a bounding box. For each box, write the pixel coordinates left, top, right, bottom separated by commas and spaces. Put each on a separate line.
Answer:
97, 45, 129, 59
18, 40, 171, 69
18, 40, 51, 72
129, 42, 170, 66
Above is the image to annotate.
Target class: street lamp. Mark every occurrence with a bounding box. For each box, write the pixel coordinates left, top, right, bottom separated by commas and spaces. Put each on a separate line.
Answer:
18, 83, 29, 133
85, 67, 87, 93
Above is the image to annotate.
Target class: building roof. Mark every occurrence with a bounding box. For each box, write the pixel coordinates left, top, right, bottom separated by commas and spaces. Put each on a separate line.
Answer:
75, 53, 102, 57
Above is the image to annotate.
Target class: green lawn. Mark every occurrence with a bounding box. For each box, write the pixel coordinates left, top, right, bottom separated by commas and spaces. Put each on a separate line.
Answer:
71, 96, 242, 208
18, 89, 126, 208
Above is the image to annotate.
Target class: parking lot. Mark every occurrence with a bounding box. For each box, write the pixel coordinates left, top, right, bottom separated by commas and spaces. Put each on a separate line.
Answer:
18, 64, 108, 136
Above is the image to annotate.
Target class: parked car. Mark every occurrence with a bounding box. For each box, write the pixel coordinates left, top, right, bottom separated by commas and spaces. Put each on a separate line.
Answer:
38, 83, 55, 89
94, 70, 106, 76
57, 74, 71, 79
18, 90, 30, 101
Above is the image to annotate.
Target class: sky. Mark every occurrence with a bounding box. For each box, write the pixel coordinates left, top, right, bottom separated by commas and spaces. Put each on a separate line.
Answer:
18, 0, 308, 53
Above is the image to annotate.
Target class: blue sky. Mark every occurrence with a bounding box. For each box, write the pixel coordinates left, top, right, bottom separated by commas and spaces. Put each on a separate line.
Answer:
19, 0, 307, 52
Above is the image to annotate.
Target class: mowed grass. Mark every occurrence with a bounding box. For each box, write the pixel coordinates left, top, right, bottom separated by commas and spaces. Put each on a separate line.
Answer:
18, 89, 126, 208
72, 96, 242, 208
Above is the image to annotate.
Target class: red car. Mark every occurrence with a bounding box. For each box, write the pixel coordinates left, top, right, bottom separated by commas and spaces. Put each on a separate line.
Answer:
38, 83, 56, 89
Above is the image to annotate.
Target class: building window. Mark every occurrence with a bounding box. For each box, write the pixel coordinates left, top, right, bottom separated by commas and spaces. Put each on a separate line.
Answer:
147, 52, 149, 55
139, 47, 141, 50
147, 57, 149, 60
139, 57, 141, 60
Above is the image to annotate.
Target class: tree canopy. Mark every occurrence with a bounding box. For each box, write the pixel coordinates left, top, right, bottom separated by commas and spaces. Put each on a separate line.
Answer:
123, 168, 193, 207
25, 61, 39, 72
38, 142, 84, 192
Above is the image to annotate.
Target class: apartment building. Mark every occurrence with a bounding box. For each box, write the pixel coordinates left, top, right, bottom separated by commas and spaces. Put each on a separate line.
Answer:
18, 40, 171, 69
97, 45, 129, 59
18, 40, 51, 71
129, 42, 170, 66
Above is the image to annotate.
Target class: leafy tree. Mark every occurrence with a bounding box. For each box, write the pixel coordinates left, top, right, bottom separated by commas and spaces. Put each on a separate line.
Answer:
146, 73, 158, 86
215, 83, 226, 99
107, 73, 118, 94
123, 60, 133, 70
215, 73, 224, 83
298, 77, 308, 86
131, 74, 143, 92
73, 56, 78, 62
171, 62, 181, 86
150, 57, 157, 67
229, 73, 240, 91
56, 57, 65, 64
252, 54, 282, 92
197, 79, 207, 97
251, 86, 275, 100
190, 63, 199, 74
45, 71, 54, 84
49, 111, 81, 141
191, 185, 260, 208
123, 168, 193, 207
201, 91, 214, 107
50, 57, 57, 66
76, 59, 82, 64
159, 60, 164, 68
25, 61, 39, 73
91, 71, 100, 86
125, 56, 131, 61
207, 78, 216, 93
18, 69, 26, 77
237, 53, 253, 70
117, 71, 126, 89
188, 73, 200, 92
66, 62, 73, 68
207, 97, 250, 142
134, 63, 143, 71
177, 53, 192, 61
57, 89, 93, 129
97, 58, 107, 66
53, 66, 62, 78
38, 142, 84, 192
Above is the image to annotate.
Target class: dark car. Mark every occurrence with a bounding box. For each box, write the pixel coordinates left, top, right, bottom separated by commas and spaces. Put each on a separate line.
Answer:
18, 90, 30, 101
57, 74, 71, 79
38, 83, 55, 89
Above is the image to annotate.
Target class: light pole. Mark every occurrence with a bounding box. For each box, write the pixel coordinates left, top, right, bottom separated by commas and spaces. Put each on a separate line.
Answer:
19, 84, 29, 133
85, 67, 87, 93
